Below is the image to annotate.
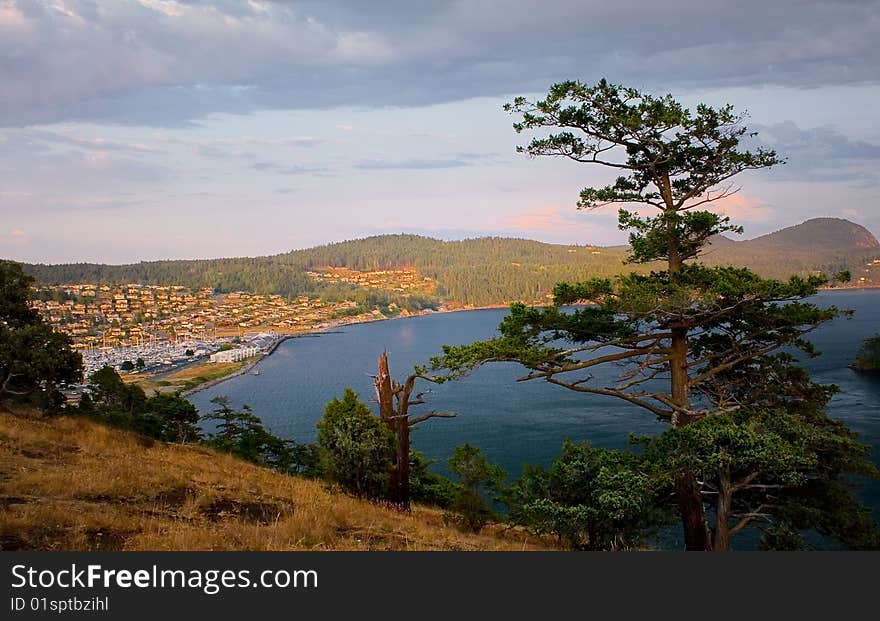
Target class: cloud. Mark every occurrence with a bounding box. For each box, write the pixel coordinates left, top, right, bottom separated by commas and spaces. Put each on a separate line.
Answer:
335, 124, 353, 131
753, 121, 880, 187
0, 128, 171, 207
712, 193, 773, 223
251, 162, 327, 175
757, 121, 880, 161
1, 128, 161, 154
2, 0, 879, 126
0, 227, 29, 246
504, 205, 577, 233
354, 152, 502, 170
354, 158, 472, 170
502, 204, 620, 243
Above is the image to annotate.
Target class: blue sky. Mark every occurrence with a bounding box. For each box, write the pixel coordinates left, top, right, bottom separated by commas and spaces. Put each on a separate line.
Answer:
1, 0, 879, 263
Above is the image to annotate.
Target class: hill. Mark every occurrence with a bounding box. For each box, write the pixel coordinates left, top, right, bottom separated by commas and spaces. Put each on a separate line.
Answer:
746, 218, 879, 251
19, 218, 880, 307
0, 408, 547, 551
701, 218, 880, 278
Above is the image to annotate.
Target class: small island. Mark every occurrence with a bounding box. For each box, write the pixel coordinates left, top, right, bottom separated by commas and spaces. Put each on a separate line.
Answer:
852, 334, 880, 374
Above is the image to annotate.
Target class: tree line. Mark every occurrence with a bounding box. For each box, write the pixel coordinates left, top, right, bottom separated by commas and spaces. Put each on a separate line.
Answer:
22, 225, 879, 308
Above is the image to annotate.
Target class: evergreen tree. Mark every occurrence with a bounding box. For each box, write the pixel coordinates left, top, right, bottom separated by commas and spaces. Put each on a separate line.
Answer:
504, 440, 672, 550
424, 80, 877, 550
445, 444, 505, 533
316, 389, 395, 499
203, 396, 312, 472
0, 260, 82, 410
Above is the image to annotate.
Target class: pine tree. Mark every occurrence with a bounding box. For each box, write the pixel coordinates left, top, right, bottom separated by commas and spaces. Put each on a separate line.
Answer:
424, 80, 877, 550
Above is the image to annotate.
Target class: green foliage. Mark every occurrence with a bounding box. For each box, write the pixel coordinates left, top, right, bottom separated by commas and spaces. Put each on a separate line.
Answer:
428, 265, 838, 391
506, 79, 779, 264
202, 396, 313, 473
135, 357, 146, 369
76, 366, 201, 443
82, 365, 146, 417
444, 444, 505, 532
639, 404, 880, 550
504, 441, 672, 550
1, 260, 41, 327
120, 360, 135, 372
218, 343, 233, 352
409, 451, 458, 509
142, 392, 201, 443
852, 334, 880, 373
316, 389, 395, 499
80, 366, 200, 443
0, 260, 83, 410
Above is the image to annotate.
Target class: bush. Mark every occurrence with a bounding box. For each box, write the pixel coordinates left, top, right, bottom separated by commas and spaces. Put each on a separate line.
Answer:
202, 396, 314, 473
79, 366, 201, 443
316, 389, 395, 499
409, 451, 457, 508
503, 440, 671, 550
444, 444, 505, 532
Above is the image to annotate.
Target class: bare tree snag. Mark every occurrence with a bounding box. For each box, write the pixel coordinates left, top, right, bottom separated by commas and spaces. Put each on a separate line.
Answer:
373, 351, 456, 507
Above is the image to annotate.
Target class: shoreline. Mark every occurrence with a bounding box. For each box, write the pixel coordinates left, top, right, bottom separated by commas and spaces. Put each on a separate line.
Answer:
181, 333, 302, 396
180, 304, 511, 397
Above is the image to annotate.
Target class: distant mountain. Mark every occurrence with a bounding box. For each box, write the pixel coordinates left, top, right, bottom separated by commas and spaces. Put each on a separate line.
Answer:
701, 218, 879, 278
18, 218, 880, 307
742, 218, 879, 250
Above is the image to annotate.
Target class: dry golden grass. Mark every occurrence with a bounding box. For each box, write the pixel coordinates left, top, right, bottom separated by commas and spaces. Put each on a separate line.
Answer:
0, 407, 552, 551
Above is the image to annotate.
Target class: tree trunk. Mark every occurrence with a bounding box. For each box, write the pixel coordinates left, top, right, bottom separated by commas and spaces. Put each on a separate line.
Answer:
714, 470, 732, 552
669, 326, 690, 425
675, 470, 712, 551
376, 352, 395, 425
396, 413, 410, 508
375, 352, 410, 507
665, 201, 712, 551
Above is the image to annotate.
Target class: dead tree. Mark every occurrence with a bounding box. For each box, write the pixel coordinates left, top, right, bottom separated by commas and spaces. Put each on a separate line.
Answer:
373, 351, 456, 507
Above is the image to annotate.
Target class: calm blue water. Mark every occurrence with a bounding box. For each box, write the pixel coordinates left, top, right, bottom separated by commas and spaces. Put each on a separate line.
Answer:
189, 290, 880, 534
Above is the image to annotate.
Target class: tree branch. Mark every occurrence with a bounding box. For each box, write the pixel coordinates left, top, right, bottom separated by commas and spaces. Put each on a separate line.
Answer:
407, 411, 458, 427
544, 376, 673, 419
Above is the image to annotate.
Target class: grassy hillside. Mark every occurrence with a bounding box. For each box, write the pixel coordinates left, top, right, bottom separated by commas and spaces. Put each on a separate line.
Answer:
19, 218, 880, 306
0, 408, 549, 551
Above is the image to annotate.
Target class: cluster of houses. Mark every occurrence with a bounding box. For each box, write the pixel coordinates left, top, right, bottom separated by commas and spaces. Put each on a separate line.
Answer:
857, 259, 880, 286
307, 266, 437, 295
30, 272, 445, 381
30, 283, 378, 353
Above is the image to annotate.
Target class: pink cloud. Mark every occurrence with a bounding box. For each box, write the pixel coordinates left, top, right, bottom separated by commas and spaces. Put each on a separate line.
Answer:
502, 205, 621, 244
0, 227, 30, 247
711, 193, 773, 223
504, 205, 572, 232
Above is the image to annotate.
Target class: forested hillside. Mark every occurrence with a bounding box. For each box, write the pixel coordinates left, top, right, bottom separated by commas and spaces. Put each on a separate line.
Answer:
20, 219, 880, 306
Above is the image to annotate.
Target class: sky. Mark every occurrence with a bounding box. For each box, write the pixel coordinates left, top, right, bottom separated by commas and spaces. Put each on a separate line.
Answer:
1, 0, 879, 264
